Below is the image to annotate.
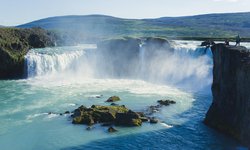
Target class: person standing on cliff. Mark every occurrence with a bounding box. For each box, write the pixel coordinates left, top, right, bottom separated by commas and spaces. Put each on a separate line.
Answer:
235, 34, 241, 46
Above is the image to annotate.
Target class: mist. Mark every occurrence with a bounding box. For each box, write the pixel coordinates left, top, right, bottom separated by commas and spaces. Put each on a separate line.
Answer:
25, 38, 213, 92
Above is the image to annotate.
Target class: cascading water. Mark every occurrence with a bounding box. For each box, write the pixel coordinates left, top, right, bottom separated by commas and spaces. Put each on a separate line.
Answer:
139, 43, 146, 78
25, 45, 96, 78
25, 41, 213, 91
3, 40, 242, 150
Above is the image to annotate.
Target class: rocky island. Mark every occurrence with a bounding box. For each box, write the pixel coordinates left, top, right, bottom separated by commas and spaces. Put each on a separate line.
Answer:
204, 43, 250, 146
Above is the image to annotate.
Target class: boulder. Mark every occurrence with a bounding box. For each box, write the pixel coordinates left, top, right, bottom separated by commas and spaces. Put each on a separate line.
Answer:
150, 117, 159, 124
64, 111, 70, 114
86, 126, 94, 131
146, 105, 161, 115
108, 127, 118, 133
110, 103, 118, 106
106, 96, 121, 102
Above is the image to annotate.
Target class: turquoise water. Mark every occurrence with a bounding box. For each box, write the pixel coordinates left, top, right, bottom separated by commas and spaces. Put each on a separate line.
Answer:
0, 42, 247, 149
0, 79, 241, 150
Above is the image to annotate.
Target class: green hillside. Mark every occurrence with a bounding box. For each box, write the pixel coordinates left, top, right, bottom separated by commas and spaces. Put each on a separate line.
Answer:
17, 12, 250, 41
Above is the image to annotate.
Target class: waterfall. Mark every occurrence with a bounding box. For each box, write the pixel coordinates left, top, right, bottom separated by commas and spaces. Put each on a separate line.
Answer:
25, 45, 96, 78
139, 43, 146, 78
25, 41, 212, 91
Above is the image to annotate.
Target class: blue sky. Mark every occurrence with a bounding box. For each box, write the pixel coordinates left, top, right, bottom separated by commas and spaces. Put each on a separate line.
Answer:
0, 0, 249, 26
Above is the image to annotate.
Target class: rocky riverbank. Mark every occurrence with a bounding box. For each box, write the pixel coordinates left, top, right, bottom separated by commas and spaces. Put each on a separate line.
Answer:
204, 43, 250, 146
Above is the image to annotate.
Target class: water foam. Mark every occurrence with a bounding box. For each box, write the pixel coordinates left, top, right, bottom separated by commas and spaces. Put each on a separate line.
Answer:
25, 41, 213, 91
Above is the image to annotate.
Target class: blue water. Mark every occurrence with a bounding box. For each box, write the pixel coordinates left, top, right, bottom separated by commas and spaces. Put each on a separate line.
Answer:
0, 41, 246, 150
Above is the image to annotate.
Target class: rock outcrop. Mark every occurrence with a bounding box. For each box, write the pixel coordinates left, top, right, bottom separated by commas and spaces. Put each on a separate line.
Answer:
106, 96, 121, 102
71, 105, 145, 127
204, 44, 250, 146
0, 27, 57, 79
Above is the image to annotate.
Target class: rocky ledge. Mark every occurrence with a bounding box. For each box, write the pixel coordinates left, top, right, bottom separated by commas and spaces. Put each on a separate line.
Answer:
204, 44, 250, 146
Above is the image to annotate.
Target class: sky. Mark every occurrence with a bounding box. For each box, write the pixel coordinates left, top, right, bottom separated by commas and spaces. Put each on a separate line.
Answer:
0, 0, 249, 26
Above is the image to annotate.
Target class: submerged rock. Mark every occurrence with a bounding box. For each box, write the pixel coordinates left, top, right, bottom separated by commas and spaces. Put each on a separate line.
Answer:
146, 105, 161, 115
106, 96, 121, 102
86, 126, 94, 131
108, 127, 118, 133
149, 117, 159, 124
157, 100, 176, 106
110, 103, 118, 106
64, 111, 70, 114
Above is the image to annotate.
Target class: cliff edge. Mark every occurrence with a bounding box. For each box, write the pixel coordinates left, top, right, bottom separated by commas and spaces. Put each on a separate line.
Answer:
204, 43, 250, 146
0, 27, 56, 79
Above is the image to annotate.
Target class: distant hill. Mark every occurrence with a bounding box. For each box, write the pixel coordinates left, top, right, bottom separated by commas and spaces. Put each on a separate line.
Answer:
17, 12, 250, 41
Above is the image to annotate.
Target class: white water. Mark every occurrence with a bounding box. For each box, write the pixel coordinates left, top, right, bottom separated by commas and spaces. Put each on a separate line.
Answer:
25, 41, 213, 91
2, 41, 246, 150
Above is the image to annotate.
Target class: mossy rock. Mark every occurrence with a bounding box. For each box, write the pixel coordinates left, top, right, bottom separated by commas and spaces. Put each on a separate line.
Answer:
106, 96, 121, 102
157, 100, 176, 106
131, 119, 142, 126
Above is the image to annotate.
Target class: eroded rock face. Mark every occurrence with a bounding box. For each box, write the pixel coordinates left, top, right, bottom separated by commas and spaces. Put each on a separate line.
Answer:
204, 44, 250, 146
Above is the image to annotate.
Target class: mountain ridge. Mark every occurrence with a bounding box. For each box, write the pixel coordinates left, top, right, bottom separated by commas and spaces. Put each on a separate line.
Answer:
16, 12, 250, 40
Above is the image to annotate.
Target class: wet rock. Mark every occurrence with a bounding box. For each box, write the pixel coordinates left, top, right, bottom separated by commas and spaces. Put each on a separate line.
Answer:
86, 126, 94, 131
115, 110, 142, 126
108, 127, 117, 133
96, 95, 103, 98
157, 100, 176, 106
64, 111, 70, 114
106, 96, 121, 102
146, 105, 161, 115
110, 103, 118, 106
71, 105, 129, 126
140, 117, 149, 122
150, 117, 159, 124
201, 40, 215, 47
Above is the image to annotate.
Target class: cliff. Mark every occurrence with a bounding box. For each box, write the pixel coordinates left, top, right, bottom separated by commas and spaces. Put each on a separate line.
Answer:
204, 44, 250, 146
0, 27, 56, 79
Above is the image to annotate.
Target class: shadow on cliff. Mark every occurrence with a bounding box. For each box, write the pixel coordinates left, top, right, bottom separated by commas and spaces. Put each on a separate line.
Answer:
60, 92, 242, 150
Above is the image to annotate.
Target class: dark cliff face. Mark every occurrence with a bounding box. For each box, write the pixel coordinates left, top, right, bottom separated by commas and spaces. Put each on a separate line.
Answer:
0, 27, 56, 79
204, 43, 250, 146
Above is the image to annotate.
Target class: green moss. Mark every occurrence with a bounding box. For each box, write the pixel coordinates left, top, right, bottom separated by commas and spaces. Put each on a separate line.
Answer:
131, 119, 142, 126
